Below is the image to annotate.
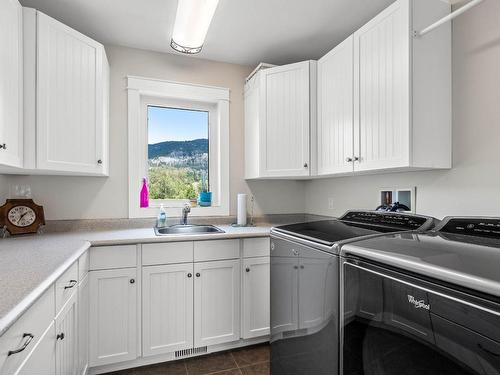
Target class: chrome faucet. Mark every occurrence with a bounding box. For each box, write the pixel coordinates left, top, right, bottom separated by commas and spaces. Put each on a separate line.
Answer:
180, 204, 191, 225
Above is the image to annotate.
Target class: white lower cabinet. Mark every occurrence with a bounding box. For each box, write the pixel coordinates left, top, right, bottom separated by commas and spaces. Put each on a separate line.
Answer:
194, 260, 240, 347
242, 257, 270, 339
16, 322, 56, 375
142, 264, 194, 356
55, 292, 78, 375
89, 268, 138, 367
77, 273, 89, 375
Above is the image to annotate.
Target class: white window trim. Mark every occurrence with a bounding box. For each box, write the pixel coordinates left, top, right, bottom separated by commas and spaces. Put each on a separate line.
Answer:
127, 76, 230, 218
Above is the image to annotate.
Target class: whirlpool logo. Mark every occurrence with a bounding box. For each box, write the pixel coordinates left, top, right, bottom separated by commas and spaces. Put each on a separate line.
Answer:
407, 295, 431, 310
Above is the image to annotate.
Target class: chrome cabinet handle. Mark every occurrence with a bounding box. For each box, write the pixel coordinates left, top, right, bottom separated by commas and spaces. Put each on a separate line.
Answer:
7, 333, 34, 356
64, 280, 77, 289
293, 265, 299, 269
245, 267, 250, 273
97, 159, 103, 165
353, 156, 360, 162
300, 265, 304, 269
0, 143, 6, 150
196, 273, 201, 277
57, 333, 65, 341
129, 279, 135, 284
292, 249, 299, 256
346, 157, 353, 162
187, 273, 192, 278
303, 163, 308, 168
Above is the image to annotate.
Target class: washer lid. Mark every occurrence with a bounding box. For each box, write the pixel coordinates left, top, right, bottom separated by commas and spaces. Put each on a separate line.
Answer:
341, 223, 500, 298
273, 210, 433, 247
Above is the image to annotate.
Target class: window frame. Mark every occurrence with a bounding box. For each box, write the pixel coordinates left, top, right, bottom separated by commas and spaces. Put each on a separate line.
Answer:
127, 76, 230, 218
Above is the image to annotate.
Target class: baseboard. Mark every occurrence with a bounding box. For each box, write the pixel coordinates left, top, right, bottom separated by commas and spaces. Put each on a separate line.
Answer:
88, 336, 269, 375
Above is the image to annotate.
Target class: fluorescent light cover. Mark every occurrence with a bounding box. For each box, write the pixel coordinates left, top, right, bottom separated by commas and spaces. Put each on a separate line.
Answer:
171, 0, 219, 54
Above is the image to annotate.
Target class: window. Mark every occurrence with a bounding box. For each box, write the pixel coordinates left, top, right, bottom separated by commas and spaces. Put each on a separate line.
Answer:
127, 76, 229, 218
147, 106, 209, 201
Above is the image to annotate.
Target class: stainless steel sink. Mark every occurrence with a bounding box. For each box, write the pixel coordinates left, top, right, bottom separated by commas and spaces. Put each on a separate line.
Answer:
154, 224, 225, 236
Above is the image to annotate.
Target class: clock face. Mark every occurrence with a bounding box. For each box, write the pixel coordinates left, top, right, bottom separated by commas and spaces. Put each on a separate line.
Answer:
7, 206, 37, 228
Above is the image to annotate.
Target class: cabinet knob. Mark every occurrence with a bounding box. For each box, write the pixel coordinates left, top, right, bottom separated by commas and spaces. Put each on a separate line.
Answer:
245, 267, 250, 273
354, 156, 359, 162
129, 279, 135, 284
97, 159, 103, 164
0, 143, 6, 150
293, 265, 299, 269
196, 273, 201, 277
57, 333, 65, 341
346, 157, 353, 162
300, 265, 305, 269
187, 273, 192, 278
303, 163, 308, 168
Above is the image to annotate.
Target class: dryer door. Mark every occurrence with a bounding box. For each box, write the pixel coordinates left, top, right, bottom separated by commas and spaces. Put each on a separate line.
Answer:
341, 259, 500, 375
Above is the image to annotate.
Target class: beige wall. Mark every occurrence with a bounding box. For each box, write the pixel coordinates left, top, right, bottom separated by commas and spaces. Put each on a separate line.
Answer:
5, 46, 305, 220
305, 0, 500, 220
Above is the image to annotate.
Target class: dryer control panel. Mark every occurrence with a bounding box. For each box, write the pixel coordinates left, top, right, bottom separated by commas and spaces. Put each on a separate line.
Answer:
440, 218, 500, 239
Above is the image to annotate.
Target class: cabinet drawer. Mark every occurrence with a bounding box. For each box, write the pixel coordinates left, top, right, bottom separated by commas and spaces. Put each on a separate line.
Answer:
89, 245, 137, 270
0, 286, 55, 375
78, 251, 89, 280
243, 237, 270, 258
142, 242, 193, 266
55, 262, 78, 314
194, 240, 240, 262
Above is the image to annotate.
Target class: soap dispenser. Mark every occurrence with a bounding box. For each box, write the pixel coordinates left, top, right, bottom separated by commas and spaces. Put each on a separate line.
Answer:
156, 204, 167, 228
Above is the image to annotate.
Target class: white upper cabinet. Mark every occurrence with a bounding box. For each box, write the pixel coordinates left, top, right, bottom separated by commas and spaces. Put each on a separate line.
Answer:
244, 61, 317, 179
9, 8, 110, 176
352, 0, 451, 172
0, 0, 23, 168
317, 36, 354, 176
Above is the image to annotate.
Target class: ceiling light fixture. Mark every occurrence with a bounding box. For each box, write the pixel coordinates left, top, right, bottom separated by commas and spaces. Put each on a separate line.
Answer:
170, 0, 220, 54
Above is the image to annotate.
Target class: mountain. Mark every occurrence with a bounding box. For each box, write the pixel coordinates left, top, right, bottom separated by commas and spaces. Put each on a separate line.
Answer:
148, 138, 208, 159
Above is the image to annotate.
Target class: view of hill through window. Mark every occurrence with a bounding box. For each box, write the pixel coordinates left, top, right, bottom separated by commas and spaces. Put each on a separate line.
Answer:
147, 106, 209, 200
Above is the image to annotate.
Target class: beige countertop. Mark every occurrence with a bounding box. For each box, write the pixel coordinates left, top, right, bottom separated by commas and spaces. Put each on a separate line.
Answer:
0, 224, 274, 336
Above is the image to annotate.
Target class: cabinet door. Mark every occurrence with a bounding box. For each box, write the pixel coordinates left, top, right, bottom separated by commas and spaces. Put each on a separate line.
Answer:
89, 268, 138, 367
55, 292, 77, 375
0, 0, 23, 167
36, 11, 107, 174
77, 274, 89, 375
270, 257, 298, 335
194, 260, 240, 347
353, 0, 410, 171
242, 257, 270, 339
16, 322, 56, 375
142, 264, 194, 356
260, 61, 311, 177
298, 257, 331, 330
317, 36, 354, 175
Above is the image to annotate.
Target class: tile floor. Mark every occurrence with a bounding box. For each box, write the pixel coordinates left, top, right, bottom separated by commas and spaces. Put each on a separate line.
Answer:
106, 344, 270, 375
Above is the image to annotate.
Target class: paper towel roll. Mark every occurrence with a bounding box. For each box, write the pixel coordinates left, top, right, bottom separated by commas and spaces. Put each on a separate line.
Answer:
237, 193, 247, 226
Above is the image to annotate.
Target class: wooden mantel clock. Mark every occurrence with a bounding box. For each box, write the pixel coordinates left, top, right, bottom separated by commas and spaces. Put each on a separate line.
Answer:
0, 199, 45, 235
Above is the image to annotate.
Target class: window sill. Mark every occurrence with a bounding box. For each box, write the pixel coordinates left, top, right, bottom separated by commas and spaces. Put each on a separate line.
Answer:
130, 205, 229, 219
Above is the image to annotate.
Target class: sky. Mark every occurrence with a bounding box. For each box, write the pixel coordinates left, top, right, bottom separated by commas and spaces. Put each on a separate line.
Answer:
148, 106, 209, 144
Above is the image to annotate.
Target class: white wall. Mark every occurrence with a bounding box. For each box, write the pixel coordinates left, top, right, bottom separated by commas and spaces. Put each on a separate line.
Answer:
305, 0, 500, 220
5, 46, 305, 220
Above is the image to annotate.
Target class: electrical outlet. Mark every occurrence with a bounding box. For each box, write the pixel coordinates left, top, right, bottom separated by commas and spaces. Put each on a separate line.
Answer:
328, 198, 334, 210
